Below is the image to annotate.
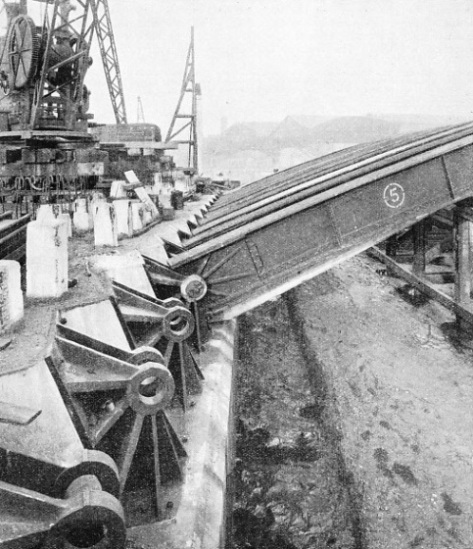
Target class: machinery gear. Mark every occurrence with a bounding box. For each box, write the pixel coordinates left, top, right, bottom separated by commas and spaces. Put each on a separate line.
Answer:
7, 15, 39, 89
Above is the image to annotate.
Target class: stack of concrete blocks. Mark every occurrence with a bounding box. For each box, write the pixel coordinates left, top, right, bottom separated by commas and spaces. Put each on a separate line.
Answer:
36, 204, 72, 237
0, 260, 24, 334
26, 217, 69, 299
94, 202, 118, 247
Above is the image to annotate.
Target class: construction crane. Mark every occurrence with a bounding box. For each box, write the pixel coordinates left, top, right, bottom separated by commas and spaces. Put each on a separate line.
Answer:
0, 0, 128, 211
90, 0, 127, 124
166, 26, 201, 174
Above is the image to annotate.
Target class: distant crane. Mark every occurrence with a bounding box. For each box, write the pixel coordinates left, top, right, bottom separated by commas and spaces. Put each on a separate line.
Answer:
137, 95, 145, 123
166, 26, 201, 173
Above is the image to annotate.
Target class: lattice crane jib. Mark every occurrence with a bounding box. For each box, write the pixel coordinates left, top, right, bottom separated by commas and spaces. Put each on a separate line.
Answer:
28, 0, 96, 131
166, 26, 200, 174
89, 0, 127, 124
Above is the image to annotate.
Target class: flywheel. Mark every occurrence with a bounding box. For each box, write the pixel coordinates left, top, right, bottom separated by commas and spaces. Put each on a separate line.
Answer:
7, 15, 39, 89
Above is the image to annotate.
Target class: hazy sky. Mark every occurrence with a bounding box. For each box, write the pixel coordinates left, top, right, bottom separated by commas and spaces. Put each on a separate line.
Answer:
34, 0, 473, 134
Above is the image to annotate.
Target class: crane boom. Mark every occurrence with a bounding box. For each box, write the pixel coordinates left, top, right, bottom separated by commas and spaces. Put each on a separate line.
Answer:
166, 27, 200, 173
90, 0, 127, 124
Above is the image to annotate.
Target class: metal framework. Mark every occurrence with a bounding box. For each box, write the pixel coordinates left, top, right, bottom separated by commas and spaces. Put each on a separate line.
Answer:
166, 27, 199, 173
30, 0, 96, 130
90, 0, 127, 124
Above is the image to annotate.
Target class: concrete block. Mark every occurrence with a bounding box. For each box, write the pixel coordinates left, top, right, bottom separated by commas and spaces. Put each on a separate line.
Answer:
88, 192, 106, 227
114, 200, 133, 238
124, 171, 159, 217
27, 219, 68, 299
142, 206, 153, 226
91, 251, 155, 297
73, 198, 92, 232
151, 172, 163, 195
109, 180, 127, 199
36, 204, 61, 223
134, 186, 159, 217
36, 205, 72, 237
94, 202, 118, 247
0, 260, 23, 333
59, 213, 72, 238
131, 202, 144, 233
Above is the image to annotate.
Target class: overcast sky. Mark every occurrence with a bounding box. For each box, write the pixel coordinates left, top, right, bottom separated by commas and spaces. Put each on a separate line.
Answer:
30, 0, 473, 135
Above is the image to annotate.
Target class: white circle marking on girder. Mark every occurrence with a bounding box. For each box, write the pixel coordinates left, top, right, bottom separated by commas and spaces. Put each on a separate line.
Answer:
383, 182, 405, 209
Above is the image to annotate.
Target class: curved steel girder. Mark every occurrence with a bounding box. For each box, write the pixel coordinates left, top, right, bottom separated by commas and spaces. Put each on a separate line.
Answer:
159, 130, 473, 322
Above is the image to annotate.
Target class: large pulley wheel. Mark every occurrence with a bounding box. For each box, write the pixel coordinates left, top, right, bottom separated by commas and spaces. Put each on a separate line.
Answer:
7, 15, 39, 89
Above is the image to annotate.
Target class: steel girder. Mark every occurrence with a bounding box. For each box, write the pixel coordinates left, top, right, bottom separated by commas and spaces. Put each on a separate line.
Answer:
145, 122, 473, 324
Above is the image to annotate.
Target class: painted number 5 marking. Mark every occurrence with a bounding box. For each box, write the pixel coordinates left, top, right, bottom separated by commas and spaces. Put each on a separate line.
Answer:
383, 183, 405, 209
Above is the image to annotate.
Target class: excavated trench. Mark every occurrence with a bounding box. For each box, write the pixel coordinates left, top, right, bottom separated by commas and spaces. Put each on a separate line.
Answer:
231, 289, 365, 549
231, 254, 473, 549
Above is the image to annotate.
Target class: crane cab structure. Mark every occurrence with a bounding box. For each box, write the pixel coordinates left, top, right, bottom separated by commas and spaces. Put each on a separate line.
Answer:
0, 0, 106, 211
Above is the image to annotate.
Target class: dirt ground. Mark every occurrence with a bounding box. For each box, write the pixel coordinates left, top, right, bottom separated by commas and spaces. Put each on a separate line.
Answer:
233, 253, 473, 548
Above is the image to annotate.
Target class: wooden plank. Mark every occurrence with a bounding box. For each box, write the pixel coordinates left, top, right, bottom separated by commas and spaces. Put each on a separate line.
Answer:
368, 246, 473, 326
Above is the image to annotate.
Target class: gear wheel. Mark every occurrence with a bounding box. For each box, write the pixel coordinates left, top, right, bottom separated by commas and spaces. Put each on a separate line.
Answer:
7, 15, 39, 89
